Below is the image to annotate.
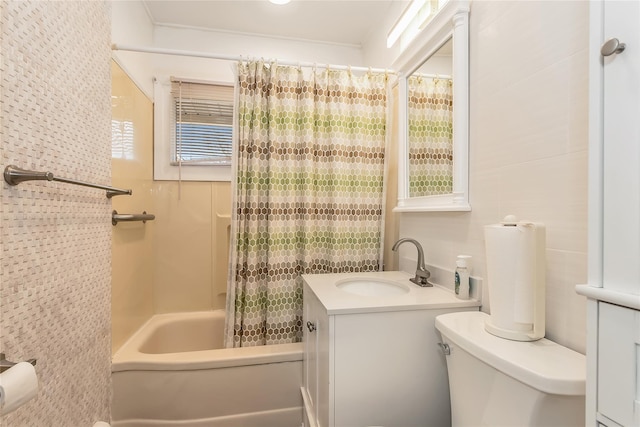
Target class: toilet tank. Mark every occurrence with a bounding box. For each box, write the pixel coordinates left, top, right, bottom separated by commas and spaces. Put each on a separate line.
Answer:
435, 312, 585, 427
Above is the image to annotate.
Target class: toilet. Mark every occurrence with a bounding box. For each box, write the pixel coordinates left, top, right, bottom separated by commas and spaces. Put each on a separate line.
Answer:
435, 311, 586, 427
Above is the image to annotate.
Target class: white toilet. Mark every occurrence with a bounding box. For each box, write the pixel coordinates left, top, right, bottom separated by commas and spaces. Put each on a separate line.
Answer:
435, 311, 586, 427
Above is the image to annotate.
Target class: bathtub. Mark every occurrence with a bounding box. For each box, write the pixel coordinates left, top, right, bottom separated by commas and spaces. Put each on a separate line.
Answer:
111, 310, 303, 427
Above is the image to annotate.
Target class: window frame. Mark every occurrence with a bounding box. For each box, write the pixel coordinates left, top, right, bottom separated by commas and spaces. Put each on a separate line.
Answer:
154, 76, 233, 181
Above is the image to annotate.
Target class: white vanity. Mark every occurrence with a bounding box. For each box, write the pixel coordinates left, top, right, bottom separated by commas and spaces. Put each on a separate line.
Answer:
301, 271, 480, 427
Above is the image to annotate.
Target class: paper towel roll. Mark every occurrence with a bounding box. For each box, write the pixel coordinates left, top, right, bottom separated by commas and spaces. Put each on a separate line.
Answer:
485, 218, 545, 341
513, 223, 538, 324
0, 362, 39, 415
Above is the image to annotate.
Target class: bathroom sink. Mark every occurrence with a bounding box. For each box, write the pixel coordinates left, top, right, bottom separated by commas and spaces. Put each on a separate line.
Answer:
335, 278, 410, 297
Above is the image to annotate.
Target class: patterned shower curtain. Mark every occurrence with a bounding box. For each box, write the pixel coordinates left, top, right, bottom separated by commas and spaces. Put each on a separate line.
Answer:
407, 75, 453, 197
225, 60, 388, 347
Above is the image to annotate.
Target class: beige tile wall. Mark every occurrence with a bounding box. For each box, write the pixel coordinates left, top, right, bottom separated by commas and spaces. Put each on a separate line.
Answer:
111, 61, 155, 354
152, 181, 231, 314
111, 64, 232, 351
396, 0, 589, 353
0, 1, 112, 424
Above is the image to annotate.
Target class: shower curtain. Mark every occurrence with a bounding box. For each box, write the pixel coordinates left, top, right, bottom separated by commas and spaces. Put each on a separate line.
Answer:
407, 75, 453, 197
225, 60, 388, 347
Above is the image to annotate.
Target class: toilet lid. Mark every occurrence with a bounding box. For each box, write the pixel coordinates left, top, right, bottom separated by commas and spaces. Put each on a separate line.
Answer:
435, 311, 585, 396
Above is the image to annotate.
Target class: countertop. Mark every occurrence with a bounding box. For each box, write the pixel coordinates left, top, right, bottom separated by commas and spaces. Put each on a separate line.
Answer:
575, 284, 640, 310
302, 270, 481, 315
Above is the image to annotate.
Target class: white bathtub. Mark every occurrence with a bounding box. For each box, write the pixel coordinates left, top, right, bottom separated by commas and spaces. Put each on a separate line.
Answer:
111, 310, 303, 427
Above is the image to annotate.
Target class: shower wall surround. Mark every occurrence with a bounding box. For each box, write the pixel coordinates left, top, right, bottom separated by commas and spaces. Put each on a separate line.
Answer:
111, 61, 155, 354
0, 1, 112, 424
151, 180, 231, 314
111, 63, 232, 352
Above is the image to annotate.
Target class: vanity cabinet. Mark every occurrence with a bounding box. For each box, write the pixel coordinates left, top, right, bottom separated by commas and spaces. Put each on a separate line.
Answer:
301, 272, 480, 427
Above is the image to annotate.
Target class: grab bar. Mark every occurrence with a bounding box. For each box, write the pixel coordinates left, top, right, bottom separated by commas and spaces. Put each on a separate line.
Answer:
4, 165, 132, 198
112, 210, 155, 226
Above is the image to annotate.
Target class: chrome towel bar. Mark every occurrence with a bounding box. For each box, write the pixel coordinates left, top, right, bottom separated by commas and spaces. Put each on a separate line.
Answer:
4, 165, 132, 198
112, 210, 155, 226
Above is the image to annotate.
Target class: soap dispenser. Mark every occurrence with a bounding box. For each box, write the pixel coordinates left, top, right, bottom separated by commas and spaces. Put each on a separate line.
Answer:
454, 255, 471, 299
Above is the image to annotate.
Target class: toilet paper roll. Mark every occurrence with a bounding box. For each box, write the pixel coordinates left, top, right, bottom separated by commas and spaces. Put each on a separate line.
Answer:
0, 362, 39, 416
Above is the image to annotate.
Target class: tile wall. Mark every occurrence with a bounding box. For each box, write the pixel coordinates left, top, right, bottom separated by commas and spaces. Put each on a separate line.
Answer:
151, 181, 231, 314
0, 1, 112, 424
397, 0, 589, 353
111, 64, 232, 353
111, 61, 155, 354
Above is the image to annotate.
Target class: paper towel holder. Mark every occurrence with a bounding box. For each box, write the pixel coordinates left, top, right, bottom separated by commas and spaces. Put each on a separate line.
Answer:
0, 353, 37, 373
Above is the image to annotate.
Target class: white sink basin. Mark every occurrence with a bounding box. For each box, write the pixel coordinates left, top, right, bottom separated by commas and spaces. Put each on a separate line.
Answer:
336, 278, 410, 297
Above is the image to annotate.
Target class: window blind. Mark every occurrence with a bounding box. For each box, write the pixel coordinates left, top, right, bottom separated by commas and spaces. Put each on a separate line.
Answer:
171, 79, 234, 165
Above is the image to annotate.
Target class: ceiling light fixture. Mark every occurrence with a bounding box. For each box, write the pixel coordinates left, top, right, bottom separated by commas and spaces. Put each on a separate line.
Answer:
387, 0, 427, 48
269, 0, 291, 5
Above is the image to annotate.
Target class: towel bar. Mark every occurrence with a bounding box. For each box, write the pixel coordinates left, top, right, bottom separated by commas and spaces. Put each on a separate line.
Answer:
4, 165, 132, 198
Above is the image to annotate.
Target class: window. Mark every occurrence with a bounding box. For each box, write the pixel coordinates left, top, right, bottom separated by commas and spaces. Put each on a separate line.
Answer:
171, 80, 234, 166
154, 77, 234, 181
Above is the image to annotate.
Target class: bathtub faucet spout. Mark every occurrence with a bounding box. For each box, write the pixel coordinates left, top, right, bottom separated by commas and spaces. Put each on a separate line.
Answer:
391, 238, 431, 287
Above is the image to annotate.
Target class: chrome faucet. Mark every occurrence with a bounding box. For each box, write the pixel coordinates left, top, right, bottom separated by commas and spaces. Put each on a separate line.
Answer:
392, 238, 431, 287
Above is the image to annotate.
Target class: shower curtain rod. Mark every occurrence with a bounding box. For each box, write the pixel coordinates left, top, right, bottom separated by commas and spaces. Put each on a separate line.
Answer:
412, 73, 453, 80
112, 43, 396, 74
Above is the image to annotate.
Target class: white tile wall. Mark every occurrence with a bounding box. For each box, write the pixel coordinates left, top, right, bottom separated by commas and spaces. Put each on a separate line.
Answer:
397, 0, 589, 353
1, 1, 112, 424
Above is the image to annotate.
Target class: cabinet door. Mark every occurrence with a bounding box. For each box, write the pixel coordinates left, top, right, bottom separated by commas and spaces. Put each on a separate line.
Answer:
597, 302, 640, 426
602, 0, 640, 295
315, 299, 330, 427
302, 284, 331, 427
332, 309, 454, 427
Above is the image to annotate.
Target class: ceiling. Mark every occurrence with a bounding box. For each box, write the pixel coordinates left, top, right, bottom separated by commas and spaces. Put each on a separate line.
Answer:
142, 0, 409, 46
